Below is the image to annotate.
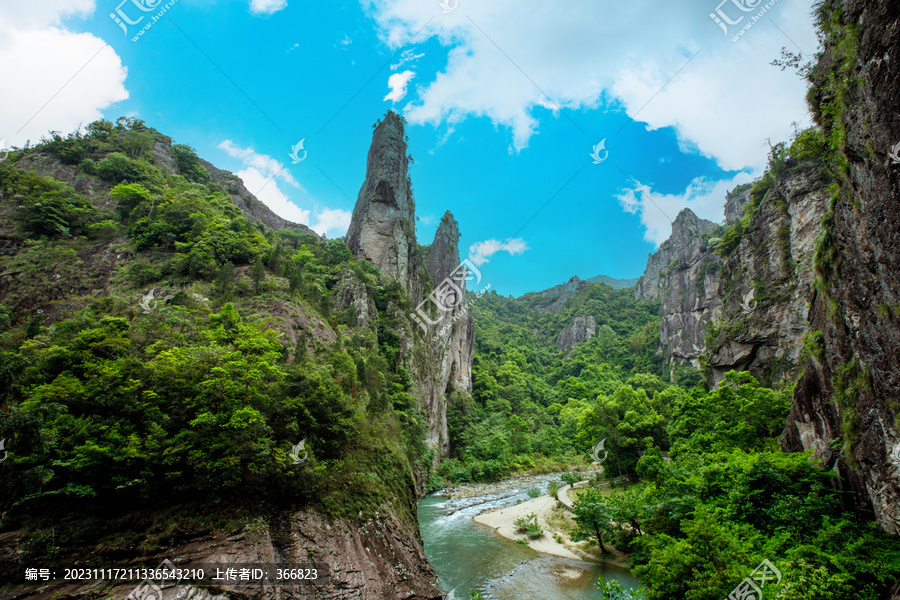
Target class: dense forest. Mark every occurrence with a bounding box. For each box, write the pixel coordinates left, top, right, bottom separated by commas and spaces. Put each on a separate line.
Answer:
0, 119, 435, 564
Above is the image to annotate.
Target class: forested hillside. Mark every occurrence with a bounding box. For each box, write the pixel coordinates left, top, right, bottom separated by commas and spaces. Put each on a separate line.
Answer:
0, 118, 443, 596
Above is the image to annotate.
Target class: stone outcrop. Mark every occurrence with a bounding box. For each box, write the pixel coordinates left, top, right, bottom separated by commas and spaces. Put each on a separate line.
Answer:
556, 315, 596, 352
345, 115, 474, 459
724, 183, 752, 225
635, 209, 722, 370
0, 506, 441, 600
708, 162, 829, 386
780, 0, 900, 536
345, 112, 419, 296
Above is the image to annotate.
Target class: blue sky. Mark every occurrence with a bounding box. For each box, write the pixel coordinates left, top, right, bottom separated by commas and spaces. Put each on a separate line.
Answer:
0, 0, 818, 296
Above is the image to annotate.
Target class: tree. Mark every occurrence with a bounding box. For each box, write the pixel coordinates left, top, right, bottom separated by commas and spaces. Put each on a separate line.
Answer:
597, 578, 646, 600
571, 488, 616, 553
252, 257, 265, 293
215, 261, 235, 295
172, 144, 210, 183
110, 182, 152, 221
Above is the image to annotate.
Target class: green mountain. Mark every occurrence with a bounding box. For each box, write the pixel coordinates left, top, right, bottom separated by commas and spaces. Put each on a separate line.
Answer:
585, 274, 640, 290
3, 1, 900, 597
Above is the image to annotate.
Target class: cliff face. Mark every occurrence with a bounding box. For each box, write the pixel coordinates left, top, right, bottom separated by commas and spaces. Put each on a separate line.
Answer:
415, 212, 475, 456
1, 506, 440, 600
781, 0, 900, 536
0, 119, 446, 600
724, 183, 752, 225
345, 115, 474, 459
557, 314, 596, 352
345, 113, 419, 297
708, 162, 829, 386
635, 209, 722, 370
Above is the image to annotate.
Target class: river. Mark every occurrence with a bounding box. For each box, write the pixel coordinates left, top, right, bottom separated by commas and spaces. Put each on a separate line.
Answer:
417, 476, 641, 599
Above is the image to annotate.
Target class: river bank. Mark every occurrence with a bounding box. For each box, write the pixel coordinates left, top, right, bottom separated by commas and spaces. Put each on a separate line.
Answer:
438, 469, 601, 500
418, 487, 640, 600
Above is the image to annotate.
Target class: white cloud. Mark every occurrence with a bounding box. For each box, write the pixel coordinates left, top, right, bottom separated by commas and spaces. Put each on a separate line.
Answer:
391, 48, 424, 70
0, 1, 129, 147
468, 238, 529, 266
340, 35, 353, 46
616, 173, 752, 246
0, 0, 95, 29
218, 141, 351, 237
311, 208, 352, 237
384, 70, 415, 103
363, 0, 816, 170
218, 140, 299, 188
235, 166, 312, 225
250, 0, 287, 16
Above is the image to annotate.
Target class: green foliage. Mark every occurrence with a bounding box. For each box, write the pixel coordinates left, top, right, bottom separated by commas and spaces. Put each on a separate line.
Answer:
172, 144, 210, 184
667, 371, 792, 456
597, 578, 646, 600
0, 120, 442, 564
571, 488, 616, 553
513, 512, 543, 538
110, 182, 152, 221
443, 281, 661, 483
526, 486, 541, 498
0, 166, 101, 238
97, 152, 150, 184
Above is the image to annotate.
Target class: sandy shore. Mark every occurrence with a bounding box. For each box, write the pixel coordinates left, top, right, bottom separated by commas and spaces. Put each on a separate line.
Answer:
473, 494, 590, 561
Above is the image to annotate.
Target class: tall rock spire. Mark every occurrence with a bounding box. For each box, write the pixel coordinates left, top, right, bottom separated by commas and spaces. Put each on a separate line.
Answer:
345, 111, 418, 290
418, 211, 475, 457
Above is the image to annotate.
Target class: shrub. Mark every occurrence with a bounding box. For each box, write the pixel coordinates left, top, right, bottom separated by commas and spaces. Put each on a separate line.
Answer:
514, 512, 542, 538
526, 486, 541, 498
97, 152, 148, 183
561, 472, 583, 485
548, 481, 561, 499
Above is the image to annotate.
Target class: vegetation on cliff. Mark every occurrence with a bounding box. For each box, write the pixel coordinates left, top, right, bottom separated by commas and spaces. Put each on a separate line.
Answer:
0, 119, 436, 566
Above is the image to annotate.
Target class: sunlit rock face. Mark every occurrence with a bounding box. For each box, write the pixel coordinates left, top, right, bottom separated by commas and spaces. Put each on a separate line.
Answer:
345, 114, 474, 460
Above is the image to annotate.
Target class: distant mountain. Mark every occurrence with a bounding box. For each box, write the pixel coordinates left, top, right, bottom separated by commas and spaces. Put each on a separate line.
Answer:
586, 273, 640, 289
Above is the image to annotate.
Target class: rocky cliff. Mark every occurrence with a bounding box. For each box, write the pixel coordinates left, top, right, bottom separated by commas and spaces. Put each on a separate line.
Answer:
780, 0, 900, 538
556, 314, 596, 352
417, 212, 475, 456
0, 118, 445, 600
1, 506, 439, 600
345, 113, 474, 459
635, 209, 722, 370
707, 161, 829, 386
346, 113, 420, 297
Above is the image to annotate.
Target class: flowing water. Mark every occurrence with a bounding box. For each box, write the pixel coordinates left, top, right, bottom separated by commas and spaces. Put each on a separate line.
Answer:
417, 476, 641, 599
